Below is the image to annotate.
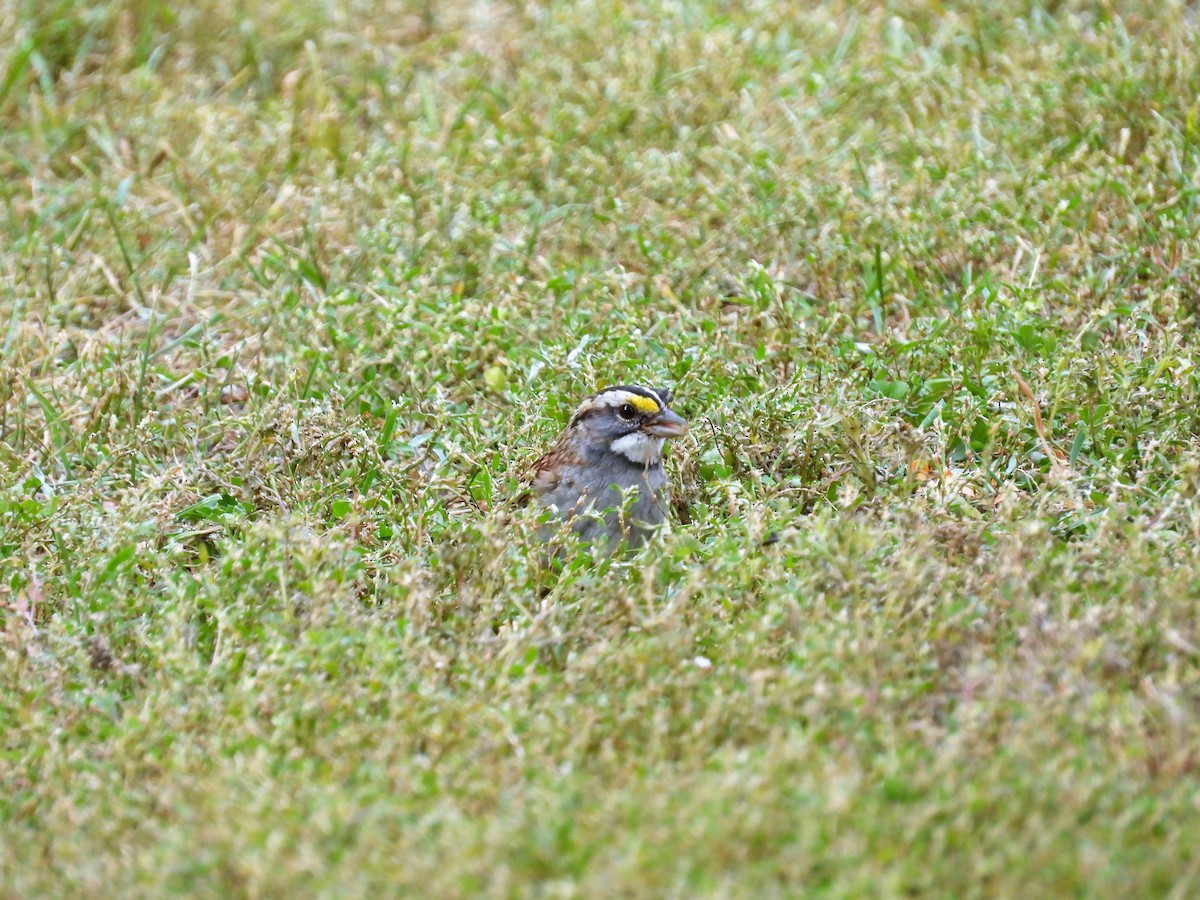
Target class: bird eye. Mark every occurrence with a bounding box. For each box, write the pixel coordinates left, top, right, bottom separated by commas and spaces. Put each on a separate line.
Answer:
618, 403, 637, 420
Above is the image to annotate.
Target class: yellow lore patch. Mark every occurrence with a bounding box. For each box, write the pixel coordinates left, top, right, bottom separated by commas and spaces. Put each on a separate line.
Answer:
577, 388, 664, 419
623, 393, 662, 414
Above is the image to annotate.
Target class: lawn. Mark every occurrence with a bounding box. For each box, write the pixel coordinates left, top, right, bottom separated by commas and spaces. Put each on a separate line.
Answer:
3, 0, 1200, 895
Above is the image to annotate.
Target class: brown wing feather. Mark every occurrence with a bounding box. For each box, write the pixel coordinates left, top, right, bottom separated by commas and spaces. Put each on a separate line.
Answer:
514, 437, 584, 507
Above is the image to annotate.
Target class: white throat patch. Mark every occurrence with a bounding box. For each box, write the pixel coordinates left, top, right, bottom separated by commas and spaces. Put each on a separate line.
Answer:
610, 431, 665, 466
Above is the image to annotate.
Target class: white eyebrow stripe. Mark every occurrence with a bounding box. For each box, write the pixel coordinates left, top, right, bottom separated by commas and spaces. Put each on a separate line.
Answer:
591, 390, 661, 413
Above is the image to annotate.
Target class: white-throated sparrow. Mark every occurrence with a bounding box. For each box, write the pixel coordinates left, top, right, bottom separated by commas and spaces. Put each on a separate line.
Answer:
527, 385, 689, 549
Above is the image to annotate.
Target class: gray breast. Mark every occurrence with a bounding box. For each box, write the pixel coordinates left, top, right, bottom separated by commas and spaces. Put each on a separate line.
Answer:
541, 461, 670, 549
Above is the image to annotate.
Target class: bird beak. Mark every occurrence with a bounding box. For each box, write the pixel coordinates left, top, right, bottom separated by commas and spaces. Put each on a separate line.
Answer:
642, 407, 689, 438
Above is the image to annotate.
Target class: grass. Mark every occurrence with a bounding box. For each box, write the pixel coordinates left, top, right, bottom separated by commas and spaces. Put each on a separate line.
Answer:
3, 0, 1200, 894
